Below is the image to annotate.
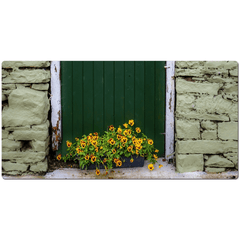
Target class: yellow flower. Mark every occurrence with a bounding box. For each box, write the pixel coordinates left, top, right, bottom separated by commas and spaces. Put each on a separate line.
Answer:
109, 125, 115, 131
75, 137, 79, 141
136, 150, 139, 155
96, 169, 100, 176
85, 154, 89, 160
135, 127, 141, 133
122, 143, 125, 147
81, 142, 86, 148
159, 164, 163, 169
117, 134, 122, 140
117, 127, 122, 133
148, 164, 154, 171
153, 154, 158, 159
114, 158, 119, 163
123, 130, 128, 136
123, 123, 128, 128
95, 147, 99, 152
103, 158, 107, 163
100, 146, 103, 150
56, 154, 61, 160
155, 149, 159, 153
112, 149, 116, 154
128, 119, 134, 126
148, 139, 154, 145
127, 146, 132, 152
76, 147, 81, 154
130, 158, 134, 163
66, 141, 72, 148
91, 155, 96, 163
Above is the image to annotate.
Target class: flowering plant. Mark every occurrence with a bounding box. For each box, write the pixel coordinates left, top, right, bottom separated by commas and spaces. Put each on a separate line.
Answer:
57, 120, 161, 175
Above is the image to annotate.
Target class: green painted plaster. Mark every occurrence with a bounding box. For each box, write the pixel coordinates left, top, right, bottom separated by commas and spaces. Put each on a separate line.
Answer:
176, 78, 221, 95
2, 69, 50, 84
205, 155, 234, 168
2, 88, 49, 127
2, 130, 9, 139
218, 122, 238, 140
176, 140, 238, 154
223, 153, 238, 169
205, 167, 226, 173
13, 129, 48, 141
201, 121, 216, 130
2, 84, 16, 90
2, 61, 50, 69
201, 130, 217, 140
31, 137, 49, 152
31, 120, 49, 131
2, 161, 29, 172
176, 154, 204, 173
30, 159, 48, 172
2, 139, 21, 151
31, 83, 49, 91
176, 119, 200, 139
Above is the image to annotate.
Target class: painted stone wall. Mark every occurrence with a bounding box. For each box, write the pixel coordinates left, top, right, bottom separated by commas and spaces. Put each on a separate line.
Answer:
175, 61, 238, 173
2, 61, 50, 175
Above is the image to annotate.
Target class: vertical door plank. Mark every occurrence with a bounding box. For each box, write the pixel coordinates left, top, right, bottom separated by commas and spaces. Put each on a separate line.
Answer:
114, 61, 125, 129
93, 61, 104, 135
73, 61, 83, 139
144, 61, 155, 140
61, 61, 73, 155
124, 61, 135, 122
134, 61, 145, 133
83, 61, 94, 134
104, 61, 114, 129
154, 61, 165, 156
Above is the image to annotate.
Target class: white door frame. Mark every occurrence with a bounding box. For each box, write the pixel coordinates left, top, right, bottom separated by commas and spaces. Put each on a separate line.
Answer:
50, 61, 175, 158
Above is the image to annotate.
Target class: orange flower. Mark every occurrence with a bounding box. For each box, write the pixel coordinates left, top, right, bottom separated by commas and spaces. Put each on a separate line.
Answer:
147, 139, 154, 145
94, 132, 98, 136
56, 154, 61, 160
130, 158, 134, 163
123, 123, 128, 128
109, 125, 115, 131
155, 149, 159, 153
114, 158, 119, 163
75, 137, 79, 141
91, 155, 96, 163
112, 149, 116, 154
103, 158, 107, 163
96, 169, 100, 176
116, 160, 122, 167
117, 127, 122, 134
159, 164, 163, 169
85, 154, 89, 160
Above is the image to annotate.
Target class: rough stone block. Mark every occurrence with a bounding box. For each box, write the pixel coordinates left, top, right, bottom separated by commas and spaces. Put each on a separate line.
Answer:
30, 159, 48, 172
201, 121, 216, 130
202, 68, 228, 76
176, 94, 195, 109
218, 122, 238, 140
2, 88, 49, 127
175, 68, 202, 77
223, 153, 238, 169
2, 139, 21, 151
176, 119, 200, 139
2, 151, 46, 164
2, 161, 29, 172
13, 129, 48, 141
176, 78, 221, 95
202, 130, 217, 140
2, 130, 9, 139
5, 125, 30, 131
176, 140, 238, 154
2, 94, 7, 101
204, 61, 237, 70
2, 61, 50, 68
2, 171, 21, 175
176, 61, 203, 69
2, 84, 16, 90
176, 110, 229, 121
31, 83, 49, 91
207, 76, 234, 83
223, 83, 238, 95
2, 69, 50, 84
31, 137, 50, 152
205, 155, 234, 168
205, 167, 226, 173
31, 121, 49, 131
224, 61, 238, 70
176, 154, 204, 173
230, 69, 238, 77
195, 95, 237, 116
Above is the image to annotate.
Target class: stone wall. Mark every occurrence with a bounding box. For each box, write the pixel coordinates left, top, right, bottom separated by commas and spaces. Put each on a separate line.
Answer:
2, 61, 51, 175
175, 61, 238, 173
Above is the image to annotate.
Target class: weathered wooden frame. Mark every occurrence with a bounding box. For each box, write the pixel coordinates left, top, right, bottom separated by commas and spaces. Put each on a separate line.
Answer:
50, 61, 175, 158
50, 61, 61, 151
165, 61, 175, 160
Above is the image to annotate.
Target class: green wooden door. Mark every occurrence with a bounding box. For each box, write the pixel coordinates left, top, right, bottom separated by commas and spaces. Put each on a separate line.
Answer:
59, 61, 166, 157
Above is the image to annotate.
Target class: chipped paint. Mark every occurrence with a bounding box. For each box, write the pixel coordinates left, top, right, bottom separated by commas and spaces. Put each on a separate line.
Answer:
50, 61, 61, 151
165, 61, 175, 159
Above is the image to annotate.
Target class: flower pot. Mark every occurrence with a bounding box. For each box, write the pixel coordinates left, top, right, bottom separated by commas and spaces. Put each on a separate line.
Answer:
87, 155, 145, 170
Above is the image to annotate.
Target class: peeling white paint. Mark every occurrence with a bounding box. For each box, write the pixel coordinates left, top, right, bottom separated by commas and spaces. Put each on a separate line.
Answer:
165, 61, 175, 159
50, 61, 61, 151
